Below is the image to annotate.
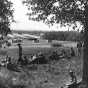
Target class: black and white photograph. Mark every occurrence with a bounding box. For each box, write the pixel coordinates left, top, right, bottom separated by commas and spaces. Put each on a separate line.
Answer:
0, 0, 87, 88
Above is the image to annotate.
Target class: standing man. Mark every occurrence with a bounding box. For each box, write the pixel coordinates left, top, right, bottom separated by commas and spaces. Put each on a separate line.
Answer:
69, 70, 77, 83
67, 70, 77, 88
17, 43, 22, 64
77, 41, 82, 56
70, 47, 75, 57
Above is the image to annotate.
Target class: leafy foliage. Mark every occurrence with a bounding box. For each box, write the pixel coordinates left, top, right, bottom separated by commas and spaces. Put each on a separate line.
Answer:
43, 31, 80, 41
23, 0, 87, 26
0, 0, 13, 35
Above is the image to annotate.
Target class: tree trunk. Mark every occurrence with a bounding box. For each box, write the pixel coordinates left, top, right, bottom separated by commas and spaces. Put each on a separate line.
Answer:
82, 30, 88, 87
82, 6, 88, 87
77, 24, 88, 88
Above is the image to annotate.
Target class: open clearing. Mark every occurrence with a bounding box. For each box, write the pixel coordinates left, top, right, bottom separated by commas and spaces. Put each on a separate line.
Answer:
0, 40, 77, 58
0, 40, 82, 88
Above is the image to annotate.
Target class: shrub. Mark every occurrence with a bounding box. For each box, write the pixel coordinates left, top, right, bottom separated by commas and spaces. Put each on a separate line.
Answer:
49, 51, 60, 61
51, 43, 62, 47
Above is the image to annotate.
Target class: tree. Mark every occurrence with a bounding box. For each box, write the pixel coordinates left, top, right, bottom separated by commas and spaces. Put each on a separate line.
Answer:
23, 0, 88, 87
43, 31, 80, 41
0, 0, 13, 36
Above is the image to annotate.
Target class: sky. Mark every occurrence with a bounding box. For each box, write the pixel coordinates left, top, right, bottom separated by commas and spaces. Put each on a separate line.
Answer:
10, 0, 76, 31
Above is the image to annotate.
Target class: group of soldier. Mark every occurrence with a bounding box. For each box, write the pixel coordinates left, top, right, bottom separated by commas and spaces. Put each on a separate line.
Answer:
0, 41, 83, 88
17, 41, 82, 64
0, 40, 83, 68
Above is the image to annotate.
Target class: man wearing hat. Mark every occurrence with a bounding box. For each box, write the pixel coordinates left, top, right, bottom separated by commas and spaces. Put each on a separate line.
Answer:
17, 43, 22, 64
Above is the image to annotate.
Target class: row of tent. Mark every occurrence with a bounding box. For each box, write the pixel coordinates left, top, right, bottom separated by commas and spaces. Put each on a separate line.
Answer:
7, 33, 40, 40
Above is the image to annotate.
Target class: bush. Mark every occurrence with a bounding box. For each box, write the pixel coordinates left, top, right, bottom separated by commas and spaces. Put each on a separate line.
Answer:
7, 42, 11, 47
51, 43, 62, 47
49, 51, 60, 61
43, 31, 80, 41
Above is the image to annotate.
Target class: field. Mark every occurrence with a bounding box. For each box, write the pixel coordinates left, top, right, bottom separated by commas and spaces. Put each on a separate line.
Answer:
0, 40, 77, 58
0, 40, 82, 88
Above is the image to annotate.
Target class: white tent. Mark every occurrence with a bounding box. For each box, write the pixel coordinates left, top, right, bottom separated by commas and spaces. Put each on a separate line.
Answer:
13, 33, 24, 38
22, 34, 40, 39
7, 34, 14, 38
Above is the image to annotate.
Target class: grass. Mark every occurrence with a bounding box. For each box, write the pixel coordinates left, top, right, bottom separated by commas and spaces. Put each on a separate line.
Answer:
0, 40, 82, 88
1, 40, 75, 59
0, 55, 82, 88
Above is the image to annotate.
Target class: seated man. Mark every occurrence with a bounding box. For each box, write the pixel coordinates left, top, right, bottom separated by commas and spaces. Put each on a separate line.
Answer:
67, 70, 77, 88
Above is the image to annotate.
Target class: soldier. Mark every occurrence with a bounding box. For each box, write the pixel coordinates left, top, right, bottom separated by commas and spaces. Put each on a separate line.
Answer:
70, 47, 75, 57
69, 70, 77, 83
22, 56, 28, 65
67, 70, 78, 88
77, 41, 82, 56
17, 43, 22, 64
60, 87, 63, 88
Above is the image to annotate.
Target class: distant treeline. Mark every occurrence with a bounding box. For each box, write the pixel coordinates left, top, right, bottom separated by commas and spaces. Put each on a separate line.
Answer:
42, 31, 81, 41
